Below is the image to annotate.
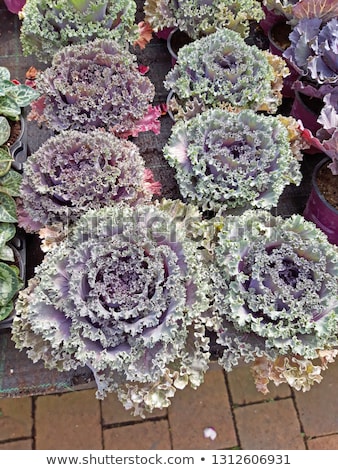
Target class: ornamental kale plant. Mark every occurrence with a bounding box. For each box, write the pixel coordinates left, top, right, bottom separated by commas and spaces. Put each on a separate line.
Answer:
263, 0, 338, 24
283, 17, 338, 86
205, 210, 338, 392
12, 201, 211, 416
163, 108, 304, 212
28, 39, 161, 138
17, 130, 161, 233
299, 88, 338, 174
19, 0, 141, 63
164, 28, 289, 118
144, 0, 264, 39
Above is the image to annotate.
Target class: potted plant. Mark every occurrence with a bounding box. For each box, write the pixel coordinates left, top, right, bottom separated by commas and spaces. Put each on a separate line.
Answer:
164, 28, 289, 120
143, 0, 265, 62
300, 89, 338, 245
0, 66, 40, 169
0, 148, 25, 327
27, 39, 163, 139
282, 14, 338, 133
17, 129, 161, 234
18, 0, 151, 64
11, 200, 211, 417
163, 108, 306, 214
144, 0, 264, 40
204, 209, 338, 393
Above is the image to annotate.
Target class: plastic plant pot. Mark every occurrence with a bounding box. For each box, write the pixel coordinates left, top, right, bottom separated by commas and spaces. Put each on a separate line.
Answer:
267, 21, 298, 98
0, 230, 26, 330
303, 157, 338, 246
10, 113, 28, 172
167, 28, 192, 66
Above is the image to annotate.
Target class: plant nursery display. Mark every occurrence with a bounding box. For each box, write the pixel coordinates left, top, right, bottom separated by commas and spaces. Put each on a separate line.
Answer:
28, 39, 162, 138
1, 0, 338, 419
163, 108, 305, 213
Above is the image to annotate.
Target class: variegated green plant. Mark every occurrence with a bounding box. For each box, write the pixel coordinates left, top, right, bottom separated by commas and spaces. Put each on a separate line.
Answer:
0, 66, 40, 146
0, 149, 24, 322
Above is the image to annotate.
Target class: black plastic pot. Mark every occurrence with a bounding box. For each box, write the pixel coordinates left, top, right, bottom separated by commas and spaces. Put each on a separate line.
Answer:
0, 230, 27, 330
10, 112, 28, 172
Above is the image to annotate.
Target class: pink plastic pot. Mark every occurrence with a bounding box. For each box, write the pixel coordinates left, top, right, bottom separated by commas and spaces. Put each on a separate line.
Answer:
3, 0, 26, 14
259, 5, 285, 35
291, 91, 322, 135
303, 157, 338, 246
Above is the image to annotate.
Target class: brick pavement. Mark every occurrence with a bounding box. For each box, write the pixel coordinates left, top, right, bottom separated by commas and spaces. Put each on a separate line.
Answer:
1, 0, 338, 452
1, 362, 338, 450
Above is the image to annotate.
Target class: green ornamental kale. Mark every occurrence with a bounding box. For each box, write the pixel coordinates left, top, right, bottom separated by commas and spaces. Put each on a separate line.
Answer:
19, 0, 139, 63
163, 108, 304, 213
164, 28, 289, 117
205, 210, 338, 391
144, 0, 264, 39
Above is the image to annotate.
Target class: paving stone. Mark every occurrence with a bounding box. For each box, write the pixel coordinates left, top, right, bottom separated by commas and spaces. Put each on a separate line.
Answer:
168, 363, 238, 450
307, 435, 338, 450
0, 439, 33, 449
294, 364, 338, 438
227, 364, 291, 405
0, 397, 32, 441
102, 392, 167, 426
234, 399, 305, 450
103, 419, 171, 450
35, 390, 101, 450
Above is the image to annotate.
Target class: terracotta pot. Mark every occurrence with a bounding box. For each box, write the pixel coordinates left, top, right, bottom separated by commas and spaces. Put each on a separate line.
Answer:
303, 157, 338, 246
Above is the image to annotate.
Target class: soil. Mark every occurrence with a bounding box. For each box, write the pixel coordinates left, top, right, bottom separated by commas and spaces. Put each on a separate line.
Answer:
316, 162, 338, 210
299, 92, 324, 115
6, 119, 21, 147
170, 30, 193, 55
270, 22, 291, 50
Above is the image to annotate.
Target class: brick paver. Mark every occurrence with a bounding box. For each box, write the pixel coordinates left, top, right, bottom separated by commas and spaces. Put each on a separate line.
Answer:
0, 438, 33, 449
0, 397, 32, 442
234, 399, 306, 449
103, 419, 171, 450
227, 364, 291, 405
101, 392, 167, 426
307, 435, 338, 450
168, 363, 238, 450
35, 390, 102, 450
294, 364, 338, 438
